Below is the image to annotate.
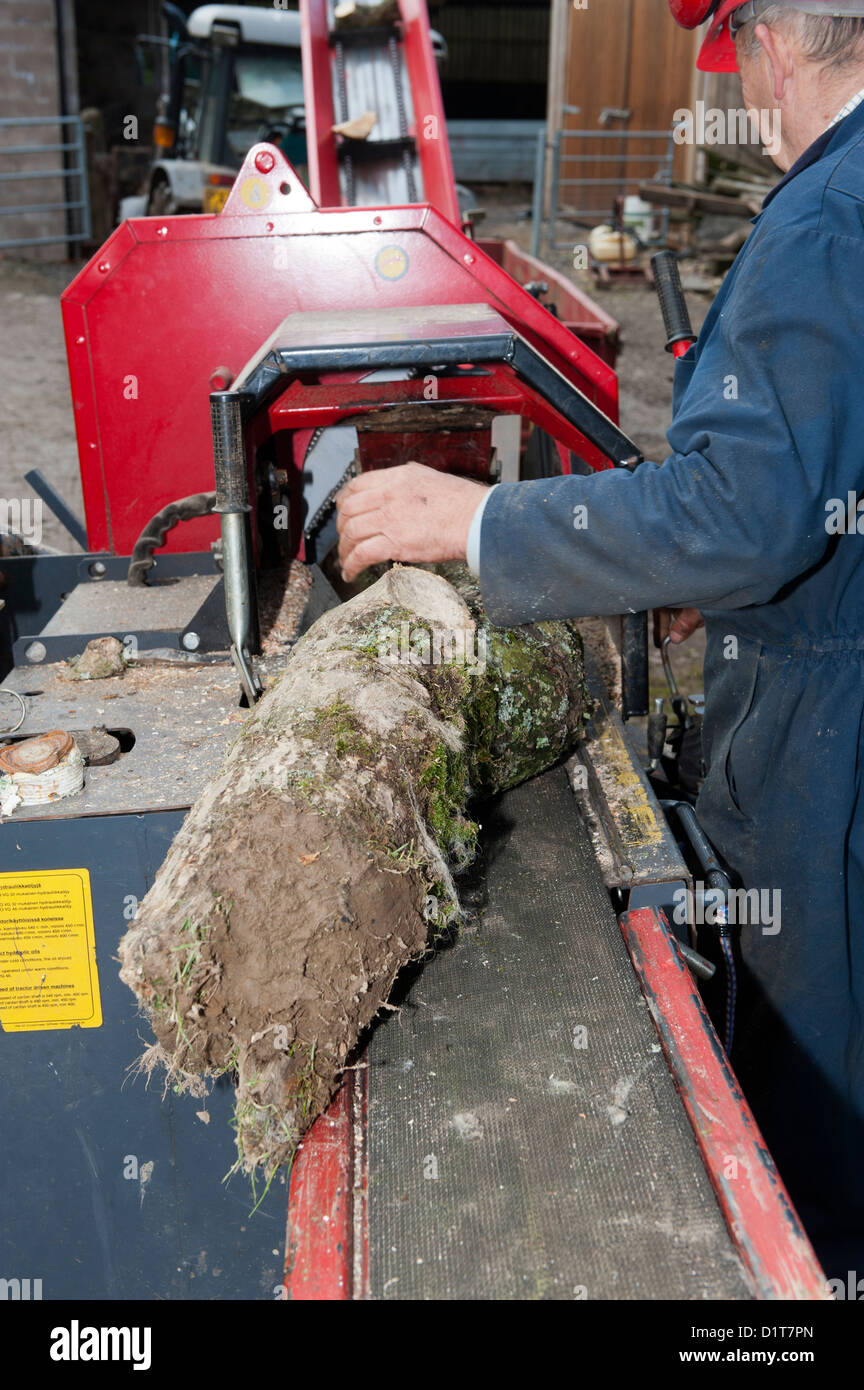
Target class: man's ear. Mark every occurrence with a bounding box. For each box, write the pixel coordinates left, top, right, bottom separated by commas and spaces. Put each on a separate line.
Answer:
754, 22, 794, 103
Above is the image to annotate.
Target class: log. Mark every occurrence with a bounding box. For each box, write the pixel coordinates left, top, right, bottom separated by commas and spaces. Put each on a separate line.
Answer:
118, 566, 588, 1176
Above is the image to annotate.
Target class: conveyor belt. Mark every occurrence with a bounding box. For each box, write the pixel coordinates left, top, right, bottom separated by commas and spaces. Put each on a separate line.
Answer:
365, 767, 751, 1299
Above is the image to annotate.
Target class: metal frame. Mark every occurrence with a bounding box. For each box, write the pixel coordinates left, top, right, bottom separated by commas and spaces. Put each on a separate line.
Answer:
0, 116, 91, 251
547, 124, 674, 251
620, 905, 830, 1301
300, 0, 460, 225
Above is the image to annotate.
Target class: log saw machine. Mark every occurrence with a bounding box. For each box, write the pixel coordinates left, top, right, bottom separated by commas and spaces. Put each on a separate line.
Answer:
0, 0, 830, 1302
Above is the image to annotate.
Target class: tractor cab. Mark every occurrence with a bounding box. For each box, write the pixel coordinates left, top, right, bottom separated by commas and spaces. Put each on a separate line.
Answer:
143, 4, 308, 215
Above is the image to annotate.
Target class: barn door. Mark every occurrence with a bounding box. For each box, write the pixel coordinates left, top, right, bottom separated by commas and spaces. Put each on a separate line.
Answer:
556, 0, 696, 224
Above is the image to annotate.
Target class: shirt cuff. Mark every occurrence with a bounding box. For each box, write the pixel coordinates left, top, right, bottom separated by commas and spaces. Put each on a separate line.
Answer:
466, 486, 496, 576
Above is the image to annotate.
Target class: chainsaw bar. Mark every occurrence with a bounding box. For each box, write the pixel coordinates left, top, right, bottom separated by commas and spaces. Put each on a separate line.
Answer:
303, 446, 360, 538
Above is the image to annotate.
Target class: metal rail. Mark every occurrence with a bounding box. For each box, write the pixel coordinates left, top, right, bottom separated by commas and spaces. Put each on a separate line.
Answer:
0, 116, 91, 252
547, 125, 674, 250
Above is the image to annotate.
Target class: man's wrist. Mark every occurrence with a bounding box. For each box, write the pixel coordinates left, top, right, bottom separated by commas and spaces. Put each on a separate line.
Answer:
466, 485, 496, 575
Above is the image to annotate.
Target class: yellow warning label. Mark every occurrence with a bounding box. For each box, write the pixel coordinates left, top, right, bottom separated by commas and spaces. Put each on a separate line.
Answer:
0, 870, 102, 1032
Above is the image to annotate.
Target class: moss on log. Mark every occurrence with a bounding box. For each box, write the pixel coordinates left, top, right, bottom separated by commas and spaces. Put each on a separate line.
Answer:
118, 565, 588, 1177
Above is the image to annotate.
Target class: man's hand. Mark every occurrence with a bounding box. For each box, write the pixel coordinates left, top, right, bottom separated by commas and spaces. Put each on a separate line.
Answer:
336, 462, 489, 582
653, 607, 704, 647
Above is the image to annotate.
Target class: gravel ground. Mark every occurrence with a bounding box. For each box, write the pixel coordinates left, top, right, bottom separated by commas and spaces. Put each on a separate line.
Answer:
0, 190, 709, 695
0, 255, 85, 552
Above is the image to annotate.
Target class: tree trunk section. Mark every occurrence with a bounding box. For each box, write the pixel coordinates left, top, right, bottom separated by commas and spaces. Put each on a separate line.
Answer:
118, 565, 588, 1175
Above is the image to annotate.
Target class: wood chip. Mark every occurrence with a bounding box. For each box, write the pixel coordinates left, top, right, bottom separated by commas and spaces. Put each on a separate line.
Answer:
331, 110, 378, 141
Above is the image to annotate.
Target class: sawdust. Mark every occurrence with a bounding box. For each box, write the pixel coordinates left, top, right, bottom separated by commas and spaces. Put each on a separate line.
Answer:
258, 561, 312, 655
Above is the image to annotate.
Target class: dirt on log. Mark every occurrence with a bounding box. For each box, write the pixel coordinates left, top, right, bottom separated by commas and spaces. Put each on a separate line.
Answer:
118, 565, 588, 1177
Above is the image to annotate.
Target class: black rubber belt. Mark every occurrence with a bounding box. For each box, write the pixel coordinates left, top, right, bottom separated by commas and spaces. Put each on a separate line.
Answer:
365, 767, 750, 1300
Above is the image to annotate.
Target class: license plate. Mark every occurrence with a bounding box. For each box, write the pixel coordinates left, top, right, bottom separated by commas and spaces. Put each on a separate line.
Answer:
203, 186, 230, 214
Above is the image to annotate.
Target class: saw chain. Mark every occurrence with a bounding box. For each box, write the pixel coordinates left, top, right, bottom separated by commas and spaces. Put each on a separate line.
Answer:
303, 442, 360, 539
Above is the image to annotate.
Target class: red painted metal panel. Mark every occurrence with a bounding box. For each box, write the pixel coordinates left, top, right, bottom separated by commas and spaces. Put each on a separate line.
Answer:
478, 238, 621, 369
61, 145, 619, 555
284, 1069, 367, 1300
399, 0, 461, 226
619, 906, 831, 1301
266, 371, 607, 466
299, 0, 341, 209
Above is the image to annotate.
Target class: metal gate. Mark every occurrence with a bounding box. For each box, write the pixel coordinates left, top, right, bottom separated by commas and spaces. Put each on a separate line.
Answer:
0, 116, 91, 253
537, 113, 674, 253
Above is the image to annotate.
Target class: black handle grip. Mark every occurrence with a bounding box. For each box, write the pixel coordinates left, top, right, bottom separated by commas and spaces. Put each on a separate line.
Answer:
651, 251, 695, 353
210, 391, 253, 513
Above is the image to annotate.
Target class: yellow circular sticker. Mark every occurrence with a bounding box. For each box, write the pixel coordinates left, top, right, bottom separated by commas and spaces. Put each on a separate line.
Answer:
375, 245, 409, 281
239, 176, 272, 210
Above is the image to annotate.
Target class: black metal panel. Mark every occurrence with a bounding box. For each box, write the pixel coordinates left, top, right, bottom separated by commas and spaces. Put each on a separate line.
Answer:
510, 339, 642, 469
0, 552, 219, 648
242, 335, 516, 405
0, 813, 285, 1301
621, 612, 649, 719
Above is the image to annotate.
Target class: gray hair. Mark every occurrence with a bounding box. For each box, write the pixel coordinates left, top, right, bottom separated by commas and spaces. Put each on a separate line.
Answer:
738, 4, 864, 67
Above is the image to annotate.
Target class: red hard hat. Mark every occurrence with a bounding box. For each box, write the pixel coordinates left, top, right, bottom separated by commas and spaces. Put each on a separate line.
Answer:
668, 0, 753, 73
672, 0, 864, 72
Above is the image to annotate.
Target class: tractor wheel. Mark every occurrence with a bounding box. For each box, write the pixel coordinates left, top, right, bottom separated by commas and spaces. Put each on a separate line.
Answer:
146, 176, 176, 217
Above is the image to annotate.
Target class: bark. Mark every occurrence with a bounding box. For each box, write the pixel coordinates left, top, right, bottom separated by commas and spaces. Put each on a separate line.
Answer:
118, 565, 588, 1176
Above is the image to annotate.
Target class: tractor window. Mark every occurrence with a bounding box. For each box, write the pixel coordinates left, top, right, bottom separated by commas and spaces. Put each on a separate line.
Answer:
226, 48, 305, 161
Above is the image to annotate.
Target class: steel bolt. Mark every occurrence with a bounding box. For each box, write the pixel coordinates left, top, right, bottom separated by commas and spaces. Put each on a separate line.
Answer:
255, 150, 276, 174
182, 631, 201, 652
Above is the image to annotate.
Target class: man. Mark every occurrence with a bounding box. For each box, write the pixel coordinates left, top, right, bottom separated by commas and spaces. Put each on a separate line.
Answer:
336, 0, 864, 1274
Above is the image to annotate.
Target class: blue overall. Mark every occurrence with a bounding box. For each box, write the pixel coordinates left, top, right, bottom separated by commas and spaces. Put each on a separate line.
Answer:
478, 103, 864, 1272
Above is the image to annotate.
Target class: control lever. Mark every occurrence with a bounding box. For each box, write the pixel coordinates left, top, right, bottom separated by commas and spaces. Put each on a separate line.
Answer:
210, 390, 262, 705
646, 696, 667, 775
651, 250, 696, 358
662, 635, 691, 729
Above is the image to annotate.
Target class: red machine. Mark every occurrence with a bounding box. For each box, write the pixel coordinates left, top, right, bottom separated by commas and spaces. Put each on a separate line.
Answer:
61, 0, 630, 566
